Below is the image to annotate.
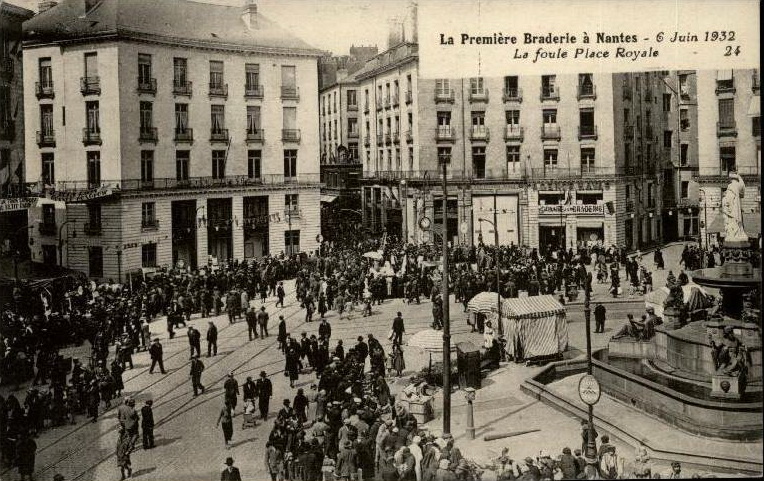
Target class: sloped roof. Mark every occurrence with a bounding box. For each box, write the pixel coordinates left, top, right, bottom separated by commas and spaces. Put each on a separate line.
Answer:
501, 294, 565, 319
23, 0, 322, 55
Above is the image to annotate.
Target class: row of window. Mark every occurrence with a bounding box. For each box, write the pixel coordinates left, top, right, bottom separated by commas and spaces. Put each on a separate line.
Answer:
39, 149, 300, 186
37, 54, 299, 99
430, 146, 596, 177
370, 146, 415, 172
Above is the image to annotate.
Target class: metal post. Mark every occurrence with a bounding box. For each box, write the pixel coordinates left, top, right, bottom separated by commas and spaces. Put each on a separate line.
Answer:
57, 220, 73, 267
493, 190, 502, 337
117, 249, 122, 283
464, 387, 476, 439
401, 180, 408, 243
583, 274, 597, 462
441, 159, 451, 436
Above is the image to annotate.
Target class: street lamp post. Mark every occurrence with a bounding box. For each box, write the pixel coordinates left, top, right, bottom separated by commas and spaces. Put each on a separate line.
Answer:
698, 189, 708, 252
441, 156, 452, 436
582, 272, 598, 464
464, 387, 476, 439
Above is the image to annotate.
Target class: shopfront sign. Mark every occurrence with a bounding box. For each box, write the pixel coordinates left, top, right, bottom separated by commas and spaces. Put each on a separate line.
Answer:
539, 204, 605, 216
48, 187, 119, 203
0, 197, 38, 213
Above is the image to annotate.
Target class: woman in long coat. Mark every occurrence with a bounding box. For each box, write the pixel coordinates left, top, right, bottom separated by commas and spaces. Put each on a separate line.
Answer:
389, 342, 406, 377
216, 400, 234, 446
285, 346, 300, 388
115, 432, 132, 480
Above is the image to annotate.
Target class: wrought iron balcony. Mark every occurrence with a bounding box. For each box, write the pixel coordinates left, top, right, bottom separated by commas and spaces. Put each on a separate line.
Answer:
139, 127, 158, 143
406, 130, 413, 143
174, 128, 193, 143
392, 131, 400, 143
82, 128, 102, 145
540, 86, 559, 101
391, 95, 399, 107
210, 128, 230, 143
470, 126, 490, 141
280, 86, 299, 100
716, 121, 737, 137
209, 83, 228, 98
469, 89, 489, 102
36, 131, 56, 147
376, 98, 384, 111
435, 126, 455, 142
504, 125, 524, 141
83, 222, 102, 236
282, 129, 301, 143
363, 102, 370, 114
364, 135, 370, 146
715, 79, 735, 94
578, 125, 598, 140
348, 130, 360, 139
541, 124, 561, 140
347, 103, 359, 112
80, 76, 101, 95
577, 84, 596, 100
384, 133, 391, 145
434, 89, 455, 103
38, 222, 57, 236
384, 97, 391, 109
36, 82, 55, 99
245, 129, 264, 143
173, 80, 192, 96
137, 77, 157, 94
244, 84, 264, 99
405, 91, 413, 104
376, 134, 384, 146
502, 87, 522, 102
141, 219, 159, 230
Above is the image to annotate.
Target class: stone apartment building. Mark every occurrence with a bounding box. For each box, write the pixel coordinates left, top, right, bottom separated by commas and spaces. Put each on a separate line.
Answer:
22, 0, 323, 280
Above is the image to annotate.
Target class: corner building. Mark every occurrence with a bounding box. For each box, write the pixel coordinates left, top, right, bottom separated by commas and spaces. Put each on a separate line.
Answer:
23, 0, 322, 280
361, 65, 669, 252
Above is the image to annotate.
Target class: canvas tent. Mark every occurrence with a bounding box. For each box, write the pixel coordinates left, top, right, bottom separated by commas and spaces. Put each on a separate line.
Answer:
644, 283, 714, 318
500, 295, 567, 361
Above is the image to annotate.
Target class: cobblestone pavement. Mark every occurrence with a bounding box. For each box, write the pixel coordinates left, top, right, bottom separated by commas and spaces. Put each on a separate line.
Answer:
3, 242, 738, 481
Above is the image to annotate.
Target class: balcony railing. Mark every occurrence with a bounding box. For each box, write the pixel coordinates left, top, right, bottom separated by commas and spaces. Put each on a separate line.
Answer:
361, 167, 626, 182
577, 84, 596, 100
434, 89, 455, 103
0, 57, 13, 79
622, 85, 632, 101
753, 72, 760, 93
141, 219, 159, 230
363, 102, 370, 114
282, 129, 301, 142
623, 125, 634, 141
36, 82, 55, 99
38, 222, 57, 236
384, 133, 391, 145
697, 165, 759, 179
174, 128, 194, 143
36, 131, 56, 147
280, 86, 299, 100
435, 126, 455, 142
348, 130, 360, 139
715, 79, 735, 94
376, 98, 384, 111
541, 124, 561, 140
392, 131, 400, 143
137, 77, 157, 94
541, 86, 559, 101
376, 134, 384, 146
384, 97, 391, 109
469, 89, 489, 102
504, 125, 524, 141
173, 80, 193, 96
244, 84, 264, 99
392, 95, 399, 107
716, 121, 737, 137
406, 130, 413, 143
470, 126, 490, 141
83, 222, 102, 236
209, 83, 228, 98
80, 76, 101, 95
82, 128, 102, 145
245, 129, 264, 143
139, 127, 158, 143
405, 91, 413, 104
210, 128, 230, 143
364, 135, 370, 146
578, 125, 598, 140
347, 103, 359, 112
502, 87, 522, 102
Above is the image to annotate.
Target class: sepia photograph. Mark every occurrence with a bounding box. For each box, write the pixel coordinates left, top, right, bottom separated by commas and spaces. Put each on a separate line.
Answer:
0, 0, 760, 479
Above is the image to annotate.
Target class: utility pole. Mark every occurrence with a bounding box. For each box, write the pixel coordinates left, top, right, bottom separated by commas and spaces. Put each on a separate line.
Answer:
441, 157, 451, 436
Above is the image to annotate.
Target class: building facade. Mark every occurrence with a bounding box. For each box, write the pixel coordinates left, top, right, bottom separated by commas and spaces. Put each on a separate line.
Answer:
697, 68, 761, 246
0, 2, 34, 252
23, 0, 322, 280
361, 66, 670, 252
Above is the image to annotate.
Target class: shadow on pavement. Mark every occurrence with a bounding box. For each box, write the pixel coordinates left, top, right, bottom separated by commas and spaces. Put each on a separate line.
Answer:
131, 467, 157, 478
151, 436, 182, 448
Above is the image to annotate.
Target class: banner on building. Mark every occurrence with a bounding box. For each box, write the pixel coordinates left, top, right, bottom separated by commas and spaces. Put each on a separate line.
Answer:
0, 197, 38, 213
47, 187, 119, 203
539, 204, 605, 216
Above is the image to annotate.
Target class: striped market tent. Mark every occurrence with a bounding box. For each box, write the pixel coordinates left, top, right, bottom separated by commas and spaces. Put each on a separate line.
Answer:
501, 295, 568, 360
467, 291, 503, 314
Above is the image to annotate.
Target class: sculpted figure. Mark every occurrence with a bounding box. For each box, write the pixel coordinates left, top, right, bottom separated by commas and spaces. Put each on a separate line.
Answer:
722, 173, 748, 242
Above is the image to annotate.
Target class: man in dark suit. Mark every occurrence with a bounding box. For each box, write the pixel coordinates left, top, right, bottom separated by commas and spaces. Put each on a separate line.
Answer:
318, 318, 331, 340
190, 355, 205, 396
206, 321, 218, 357
188, 326, 202, 359
220, 457, 242, 481
141, 400, 155, 449
254, 371, 272, 420
392, 312, 405, 344
594, 303, 607, 333
148, 339, 166, 374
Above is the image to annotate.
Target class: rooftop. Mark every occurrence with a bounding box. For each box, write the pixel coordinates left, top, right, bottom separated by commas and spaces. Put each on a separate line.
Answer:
23, 0, 324, 56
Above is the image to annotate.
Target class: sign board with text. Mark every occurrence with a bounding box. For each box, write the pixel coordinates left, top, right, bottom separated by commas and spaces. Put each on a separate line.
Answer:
0, 197, 38, 213
539, 204, 605, 216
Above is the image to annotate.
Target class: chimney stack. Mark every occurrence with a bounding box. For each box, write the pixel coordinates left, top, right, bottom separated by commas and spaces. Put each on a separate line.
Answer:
242, 0, 258, 30
38, 1, 58, 13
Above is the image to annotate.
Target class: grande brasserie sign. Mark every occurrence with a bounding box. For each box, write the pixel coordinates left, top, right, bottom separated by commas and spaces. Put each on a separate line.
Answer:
538, 204, 605, 216
47, 187, 118, 203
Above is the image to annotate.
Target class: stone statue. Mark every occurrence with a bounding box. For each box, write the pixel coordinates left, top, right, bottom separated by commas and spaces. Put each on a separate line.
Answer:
722, 173, 748, 242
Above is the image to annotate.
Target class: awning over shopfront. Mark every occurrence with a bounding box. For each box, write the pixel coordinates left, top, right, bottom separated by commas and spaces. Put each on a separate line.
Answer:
320, 193, 339, 203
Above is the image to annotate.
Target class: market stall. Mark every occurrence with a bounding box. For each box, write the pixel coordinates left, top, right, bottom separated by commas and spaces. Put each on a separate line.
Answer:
466, 291, 503, 332
500, 295, 567, 363
644, 283, 714, 319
